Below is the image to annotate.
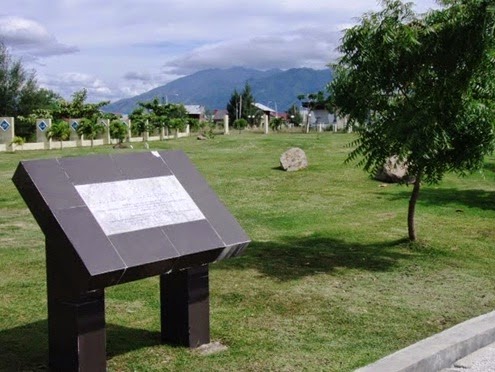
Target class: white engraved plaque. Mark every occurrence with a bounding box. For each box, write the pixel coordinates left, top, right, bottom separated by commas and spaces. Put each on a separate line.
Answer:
75, 176, 206, 236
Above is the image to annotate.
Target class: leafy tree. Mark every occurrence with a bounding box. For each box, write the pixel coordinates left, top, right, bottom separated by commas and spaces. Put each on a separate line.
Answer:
10, 136, 25, 149
329, 0, 495, 241
226, 83, 256, 125
0, 42, 37, 117
46, 120, 71, 149
232, 118, 248, 134
77, 118, 105, 147
297, 91, 327, 133
169, 118, 186, 138
167, 103, 188, 137
190, 117, 216, 138
139, 98, 168, 133
227, 89, 241, 125
138, 98, 188, 138
129, 106, 150, 136
109, 119, 127, 144
0, 43, 60, 140
247, 109, 263, 128
269, 117, 285, 132
240, 83, 255, 118
43, 89, 109, 146
53, 89, 109, 121
287, 104, 303, 126
187, 118, 202, 132
101, 112, 120, 121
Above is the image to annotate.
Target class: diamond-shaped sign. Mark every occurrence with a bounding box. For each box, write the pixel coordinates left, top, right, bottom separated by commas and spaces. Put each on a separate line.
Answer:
1, 120, 10, 132
71, 121, 78, 130
38, 121, 47, 131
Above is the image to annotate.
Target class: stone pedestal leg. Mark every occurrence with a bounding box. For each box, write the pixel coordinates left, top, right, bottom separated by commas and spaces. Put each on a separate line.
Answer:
160, 265, 210, 348
46, 241, 106, 371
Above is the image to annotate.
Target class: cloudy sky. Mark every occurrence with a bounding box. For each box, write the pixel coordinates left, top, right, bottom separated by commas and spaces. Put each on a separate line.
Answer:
1, 0, 438, 103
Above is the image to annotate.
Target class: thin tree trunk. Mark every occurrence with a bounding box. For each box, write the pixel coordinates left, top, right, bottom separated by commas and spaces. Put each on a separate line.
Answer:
408, 171, 422, 241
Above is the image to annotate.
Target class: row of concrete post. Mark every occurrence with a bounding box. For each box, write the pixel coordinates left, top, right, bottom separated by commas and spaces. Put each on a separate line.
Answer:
0, 113, 276, 151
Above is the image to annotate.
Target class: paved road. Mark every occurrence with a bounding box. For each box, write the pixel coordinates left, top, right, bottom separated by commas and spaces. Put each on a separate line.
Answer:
441, 342, 495, 372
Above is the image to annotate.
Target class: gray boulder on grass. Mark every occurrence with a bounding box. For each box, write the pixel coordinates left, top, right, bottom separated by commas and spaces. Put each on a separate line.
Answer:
280, 147, 308, 172
375, 155, 415, 183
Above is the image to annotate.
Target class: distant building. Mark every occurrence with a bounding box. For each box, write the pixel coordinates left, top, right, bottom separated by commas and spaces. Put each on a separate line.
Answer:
253, 103, 276, 118
213, 109, 228, 124
301, 102, 347, 131
184, 105, 205, 121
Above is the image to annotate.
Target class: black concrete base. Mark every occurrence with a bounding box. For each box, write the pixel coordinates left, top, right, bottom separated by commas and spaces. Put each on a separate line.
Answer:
46, 241, 106, 371
160, 265, 210, 348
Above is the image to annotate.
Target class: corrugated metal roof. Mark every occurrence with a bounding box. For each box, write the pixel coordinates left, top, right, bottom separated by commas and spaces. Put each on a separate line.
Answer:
184, 105, 205, 115
253, 103, 275, 112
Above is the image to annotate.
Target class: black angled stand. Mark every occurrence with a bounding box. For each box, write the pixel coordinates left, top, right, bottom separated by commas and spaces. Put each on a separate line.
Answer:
12, 151, 249, 372
46, 239, 106, 371
160, 265, 210, 347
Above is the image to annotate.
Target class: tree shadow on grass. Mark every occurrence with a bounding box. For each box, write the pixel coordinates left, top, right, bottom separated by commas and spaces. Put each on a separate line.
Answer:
216, 235, 422, 281
0, 320, 162, 370
389, 188, 495, 212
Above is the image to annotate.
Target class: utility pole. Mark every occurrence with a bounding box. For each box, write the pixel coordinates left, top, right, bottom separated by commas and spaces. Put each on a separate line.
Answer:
239, 95, 243, 120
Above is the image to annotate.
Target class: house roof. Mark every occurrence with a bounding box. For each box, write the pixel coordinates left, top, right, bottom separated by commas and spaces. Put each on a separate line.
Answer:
253, 103, 275, 113
184, 105, 205, 115
213, 109, 228, 120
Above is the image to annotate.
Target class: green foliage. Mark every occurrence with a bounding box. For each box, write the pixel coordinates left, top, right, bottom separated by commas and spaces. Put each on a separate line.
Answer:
0, 42, 36, 117
53, 89, 109, 121
169, 118, 187, 136
269, 117, 285, 131
109, 120, 128, 144
329, 0, 495, 240
46, 120, 71, 149
286, 104, 303, 126
232, 118, 248, 133
297, 91, 330, 132
0, 133, 494, 370
101, 112, 120, 121
77, 118, 105, 146
191, 118, 216, 138
138, 99, 188, 136
226, 83, 256, 124
0, 43, 60, 140
187, 118, 201, 132
129, 107, 150, 136
10, 136, 25, 146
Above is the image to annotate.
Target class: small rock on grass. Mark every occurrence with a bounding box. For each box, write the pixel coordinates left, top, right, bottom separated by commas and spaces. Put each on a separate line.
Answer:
194, 341, 228, 356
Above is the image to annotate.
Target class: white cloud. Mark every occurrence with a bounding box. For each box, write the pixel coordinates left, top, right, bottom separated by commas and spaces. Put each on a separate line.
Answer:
0, 16, 78, 58
163, 28, 340, 75
1, 0, 439, 102
39, 72, 113, 102
123, 71, 153, 82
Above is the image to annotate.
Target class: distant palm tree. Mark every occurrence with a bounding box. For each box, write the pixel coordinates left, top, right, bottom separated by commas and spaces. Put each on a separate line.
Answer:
46, 121, 70, 149
109, 120, 128, 145
77, 118, 104, 147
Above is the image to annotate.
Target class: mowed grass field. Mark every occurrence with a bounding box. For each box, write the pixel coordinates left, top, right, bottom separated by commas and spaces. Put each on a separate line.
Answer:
0, 132, 494, 371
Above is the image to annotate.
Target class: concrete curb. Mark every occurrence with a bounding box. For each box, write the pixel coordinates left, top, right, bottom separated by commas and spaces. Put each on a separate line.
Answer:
355, 311, 495, 372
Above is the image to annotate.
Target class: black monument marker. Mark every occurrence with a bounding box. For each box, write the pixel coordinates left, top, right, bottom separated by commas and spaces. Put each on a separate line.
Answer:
12, 150, 250, 371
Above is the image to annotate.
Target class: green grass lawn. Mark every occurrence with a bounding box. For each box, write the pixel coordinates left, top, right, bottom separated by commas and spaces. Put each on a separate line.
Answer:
1, 132, 494, 371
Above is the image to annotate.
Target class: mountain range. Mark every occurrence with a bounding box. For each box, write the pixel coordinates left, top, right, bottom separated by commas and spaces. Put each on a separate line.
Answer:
103, 67, 332, 114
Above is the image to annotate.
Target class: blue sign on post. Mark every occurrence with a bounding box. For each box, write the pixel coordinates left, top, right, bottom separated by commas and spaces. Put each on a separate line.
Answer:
1, 120, 10, 132
38, 121, 47, 132
71, 121, 78, 131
